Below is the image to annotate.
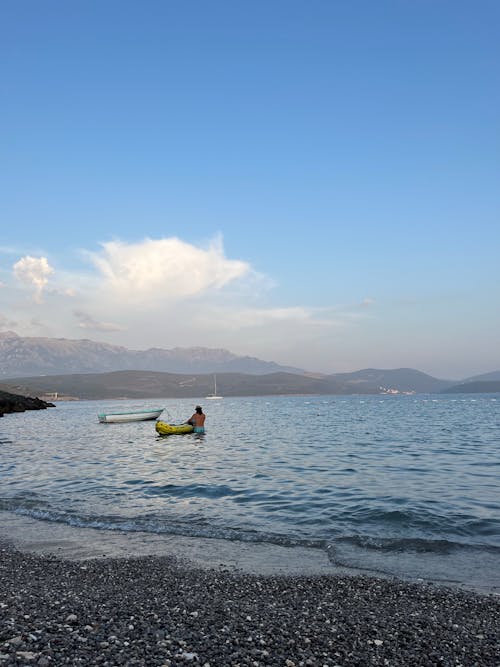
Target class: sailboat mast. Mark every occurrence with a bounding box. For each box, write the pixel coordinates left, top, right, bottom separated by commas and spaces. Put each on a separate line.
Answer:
205, 373, 222, 399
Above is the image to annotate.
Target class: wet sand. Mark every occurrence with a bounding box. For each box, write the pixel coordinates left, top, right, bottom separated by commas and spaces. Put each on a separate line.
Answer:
0, 512, 346, 576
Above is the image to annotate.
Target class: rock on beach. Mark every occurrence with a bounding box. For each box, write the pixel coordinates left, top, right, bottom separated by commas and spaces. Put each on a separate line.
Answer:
0, 545, 499, 666
0, 390, 54, 418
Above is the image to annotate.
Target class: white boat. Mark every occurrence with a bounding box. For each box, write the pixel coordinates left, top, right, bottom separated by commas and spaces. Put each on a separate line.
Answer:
98, 408, 163, 423
205, 374, 223, 400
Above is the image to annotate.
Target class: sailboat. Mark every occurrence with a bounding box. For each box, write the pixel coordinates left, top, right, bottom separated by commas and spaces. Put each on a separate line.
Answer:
205, 374, 223, 400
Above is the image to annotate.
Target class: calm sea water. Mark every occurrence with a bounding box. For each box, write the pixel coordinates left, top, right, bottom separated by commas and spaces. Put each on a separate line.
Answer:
1, 394, 499, 590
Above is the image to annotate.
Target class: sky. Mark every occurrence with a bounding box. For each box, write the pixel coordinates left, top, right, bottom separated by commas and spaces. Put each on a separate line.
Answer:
1, 1, 499, 379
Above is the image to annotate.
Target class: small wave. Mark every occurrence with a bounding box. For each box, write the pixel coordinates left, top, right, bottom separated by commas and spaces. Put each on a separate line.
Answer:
0, 495, 50, 511
333, 535, 470, 555
337, 504, 500, 542
128, 481, 238, 499
326, 534, 500, 591
2, 504, 325, 551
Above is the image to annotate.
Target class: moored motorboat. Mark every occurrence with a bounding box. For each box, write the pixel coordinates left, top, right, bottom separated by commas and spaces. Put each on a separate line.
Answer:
98, 408, 163, 423
155, 421, 194, 436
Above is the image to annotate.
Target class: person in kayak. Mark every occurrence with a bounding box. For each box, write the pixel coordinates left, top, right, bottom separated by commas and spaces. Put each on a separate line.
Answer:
185, 405, 206, 433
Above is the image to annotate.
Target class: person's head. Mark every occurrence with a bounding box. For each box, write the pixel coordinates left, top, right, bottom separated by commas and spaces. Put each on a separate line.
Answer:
195, 405, 203, 414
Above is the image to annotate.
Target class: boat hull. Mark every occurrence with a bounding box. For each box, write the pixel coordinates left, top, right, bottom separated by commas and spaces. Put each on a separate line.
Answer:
156, 421, 194, 436
98, 409, 163, 423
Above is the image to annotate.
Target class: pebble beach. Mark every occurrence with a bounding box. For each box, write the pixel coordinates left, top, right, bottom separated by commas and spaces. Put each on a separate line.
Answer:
1, 541, 499, 667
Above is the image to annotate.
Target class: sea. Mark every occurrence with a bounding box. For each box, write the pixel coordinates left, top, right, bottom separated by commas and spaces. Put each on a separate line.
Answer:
1, 394, 499, 592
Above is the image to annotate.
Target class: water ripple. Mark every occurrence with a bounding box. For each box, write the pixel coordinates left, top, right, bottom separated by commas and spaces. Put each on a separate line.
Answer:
1, 394, 500, 588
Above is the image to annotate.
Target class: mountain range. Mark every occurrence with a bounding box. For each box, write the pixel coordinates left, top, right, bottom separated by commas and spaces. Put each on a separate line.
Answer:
0, 331, 301, 376
0, 331, 498, 398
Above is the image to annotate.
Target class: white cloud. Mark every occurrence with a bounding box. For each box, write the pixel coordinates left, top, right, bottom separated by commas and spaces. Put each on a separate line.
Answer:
12, 256, 54, 303
198, 305, 333, 330
74, 310, 125, 332
85, 236, 251, 304
50, 286, 77, 298
0, 313, 18, 329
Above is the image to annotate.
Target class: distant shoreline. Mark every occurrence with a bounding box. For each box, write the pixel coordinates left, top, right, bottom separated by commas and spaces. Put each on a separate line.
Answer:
2, 368, 500, 402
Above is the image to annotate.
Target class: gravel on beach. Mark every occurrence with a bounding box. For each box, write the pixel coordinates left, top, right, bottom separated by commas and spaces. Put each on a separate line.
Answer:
0, 545, 499, 667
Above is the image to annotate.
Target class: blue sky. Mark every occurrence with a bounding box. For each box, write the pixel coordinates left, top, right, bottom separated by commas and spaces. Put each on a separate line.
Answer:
1, 1, 499, 378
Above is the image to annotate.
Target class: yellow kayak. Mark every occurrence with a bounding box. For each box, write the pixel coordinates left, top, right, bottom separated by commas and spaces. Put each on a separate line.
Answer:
155, 421, 194, 436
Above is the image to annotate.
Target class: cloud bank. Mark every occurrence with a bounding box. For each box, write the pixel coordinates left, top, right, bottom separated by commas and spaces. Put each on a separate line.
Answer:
85, 236, 251, 304
1, 235, 371, 371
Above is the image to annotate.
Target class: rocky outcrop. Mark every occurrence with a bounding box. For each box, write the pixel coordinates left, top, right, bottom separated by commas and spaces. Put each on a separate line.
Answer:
0, 389, 55, 417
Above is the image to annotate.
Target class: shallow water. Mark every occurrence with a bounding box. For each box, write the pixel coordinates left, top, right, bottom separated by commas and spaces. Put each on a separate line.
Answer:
1, 394, 499, 590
